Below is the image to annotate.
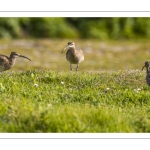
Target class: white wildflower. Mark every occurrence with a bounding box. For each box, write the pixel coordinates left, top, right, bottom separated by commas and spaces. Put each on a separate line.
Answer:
34, 83, 38, 87
104, 88, 110, 93
134, 88, 141, 93
134, 89, 139, 93
61, 81, 65, 85
47, 104, 52, 107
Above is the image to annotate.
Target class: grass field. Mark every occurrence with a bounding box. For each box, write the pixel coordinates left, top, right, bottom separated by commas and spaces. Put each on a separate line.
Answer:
0, 39, 150, 132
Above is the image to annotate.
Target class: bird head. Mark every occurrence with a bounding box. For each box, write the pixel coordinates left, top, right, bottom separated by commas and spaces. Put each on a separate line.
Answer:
61, 42, 75, 53
142, 61, 150, 73
10, 52, 31, 61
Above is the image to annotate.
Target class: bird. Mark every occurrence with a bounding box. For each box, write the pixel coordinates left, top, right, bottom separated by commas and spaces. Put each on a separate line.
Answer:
142, 61, 150, 73
142, 61, 150, 86
61, 41, 84, 71
0, 52, 31, 72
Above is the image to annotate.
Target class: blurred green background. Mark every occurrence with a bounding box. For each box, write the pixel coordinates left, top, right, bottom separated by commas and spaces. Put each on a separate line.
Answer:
0, 17, 150, 39
0, 17, 150, 72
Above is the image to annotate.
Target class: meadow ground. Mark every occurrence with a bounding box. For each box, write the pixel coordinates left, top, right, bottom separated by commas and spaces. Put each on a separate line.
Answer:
0, 39, 150, 132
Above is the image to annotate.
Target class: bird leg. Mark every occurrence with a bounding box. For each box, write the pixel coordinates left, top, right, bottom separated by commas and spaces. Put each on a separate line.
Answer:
70, 64, 73, 71
76, 64, 79, 71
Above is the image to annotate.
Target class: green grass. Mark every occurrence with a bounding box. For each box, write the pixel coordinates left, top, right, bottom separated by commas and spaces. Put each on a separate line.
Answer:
0, 69, 150, 132
0, 39, 150, 132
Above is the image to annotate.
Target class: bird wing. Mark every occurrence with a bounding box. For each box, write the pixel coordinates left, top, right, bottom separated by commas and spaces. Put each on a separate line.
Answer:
0, 55, 10, 71
75, 49, 84, 63
76, 49, 84, 55
0, 55, 9, 66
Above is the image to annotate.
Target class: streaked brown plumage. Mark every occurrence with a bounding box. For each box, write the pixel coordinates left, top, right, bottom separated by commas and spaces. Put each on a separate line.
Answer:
0, 52, 31, 72
61, 42, 84, 71
142, 61, 150, 86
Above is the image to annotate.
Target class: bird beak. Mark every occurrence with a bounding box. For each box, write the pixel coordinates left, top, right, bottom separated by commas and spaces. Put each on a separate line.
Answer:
142, 65, 145, 71
19, 55, 31, 61
61, 45, 69, 54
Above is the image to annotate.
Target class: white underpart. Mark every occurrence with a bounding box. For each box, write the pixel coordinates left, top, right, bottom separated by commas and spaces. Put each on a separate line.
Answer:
78, 56, 84, 63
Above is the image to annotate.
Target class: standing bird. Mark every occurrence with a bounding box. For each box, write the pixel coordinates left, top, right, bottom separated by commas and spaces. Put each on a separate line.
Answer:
142, 61, 150, 86
61, 42, 84, 71
0, 52, 31, 72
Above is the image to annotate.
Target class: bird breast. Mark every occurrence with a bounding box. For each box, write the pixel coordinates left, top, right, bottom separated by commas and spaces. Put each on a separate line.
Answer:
66, 49, 84, 64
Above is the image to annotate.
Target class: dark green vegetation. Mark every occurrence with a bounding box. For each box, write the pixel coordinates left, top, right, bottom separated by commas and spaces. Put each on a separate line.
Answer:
0, 39, 150, 132
1, 18, 150, 39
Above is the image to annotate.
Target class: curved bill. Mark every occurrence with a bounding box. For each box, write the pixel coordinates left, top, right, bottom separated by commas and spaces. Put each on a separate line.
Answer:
142, 65, 145, 71
19, 55, 31, 61
61, 45, 69, 54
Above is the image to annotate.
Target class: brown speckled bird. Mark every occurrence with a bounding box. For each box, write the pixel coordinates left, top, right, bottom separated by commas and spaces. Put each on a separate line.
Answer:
61, 42, 84, 71
0, 52, 31, 72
